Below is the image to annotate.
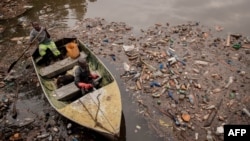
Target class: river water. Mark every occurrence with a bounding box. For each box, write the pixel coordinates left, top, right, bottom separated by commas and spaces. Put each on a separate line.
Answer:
1, 0, 250, 41
1, 0, 250, 141
86, 0, 250, 36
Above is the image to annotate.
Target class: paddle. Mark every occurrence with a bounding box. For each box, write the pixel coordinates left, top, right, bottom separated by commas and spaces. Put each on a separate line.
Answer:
7, 27, 44, 73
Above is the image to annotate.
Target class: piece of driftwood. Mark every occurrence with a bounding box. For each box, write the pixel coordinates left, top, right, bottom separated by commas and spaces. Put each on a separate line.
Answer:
203, 98, 223, 127
12, 80, 19, 119
226, 34, 231, 47
139, 58, 157, 71
242, 44, 250, 49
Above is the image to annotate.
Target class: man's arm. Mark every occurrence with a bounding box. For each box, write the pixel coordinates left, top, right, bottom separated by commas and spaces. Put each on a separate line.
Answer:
29, 27, 46, 45
90, 73, 99, 79
74, 67, 93, 89
44, 28, 50, 38
29, 22, 38, 43
29, 30, 36, 45
74, 68, 81, 87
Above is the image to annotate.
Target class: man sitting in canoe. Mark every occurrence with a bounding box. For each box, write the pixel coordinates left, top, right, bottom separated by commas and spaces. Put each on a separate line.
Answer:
29, 22, 61, 58
74, 58, 99, 95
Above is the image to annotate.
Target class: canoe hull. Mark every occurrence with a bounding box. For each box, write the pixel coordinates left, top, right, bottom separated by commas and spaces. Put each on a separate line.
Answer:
31, 37, 122, 137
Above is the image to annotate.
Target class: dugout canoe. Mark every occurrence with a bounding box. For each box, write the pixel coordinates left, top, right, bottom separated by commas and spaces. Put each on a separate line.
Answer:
31, 37, 122, 138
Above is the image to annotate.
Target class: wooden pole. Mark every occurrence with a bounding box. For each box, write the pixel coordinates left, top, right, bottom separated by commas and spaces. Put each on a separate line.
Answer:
226, 34, 231, 47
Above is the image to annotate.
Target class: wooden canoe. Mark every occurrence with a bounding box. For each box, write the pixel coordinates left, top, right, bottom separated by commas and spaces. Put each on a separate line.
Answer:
31, 37, 122, 138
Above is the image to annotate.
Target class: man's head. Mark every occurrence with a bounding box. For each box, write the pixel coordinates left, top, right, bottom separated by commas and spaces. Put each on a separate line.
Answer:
78, 58, 88, 69
31, 22, 41, 31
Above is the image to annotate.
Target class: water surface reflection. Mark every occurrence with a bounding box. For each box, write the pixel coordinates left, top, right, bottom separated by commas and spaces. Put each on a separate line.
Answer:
86, 0, 250, 35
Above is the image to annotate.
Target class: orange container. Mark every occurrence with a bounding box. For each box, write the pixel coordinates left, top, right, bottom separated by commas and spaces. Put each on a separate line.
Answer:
65, 41, 80, 59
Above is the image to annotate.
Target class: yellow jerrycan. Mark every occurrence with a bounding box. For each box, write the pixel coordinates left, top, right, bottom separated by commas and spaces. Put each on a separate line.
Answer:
65, 41, 80, 59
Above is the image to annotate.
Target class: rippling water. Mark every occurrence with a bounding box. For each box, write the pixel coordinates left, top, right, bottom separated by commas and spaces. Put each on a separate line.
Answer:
1, 0, 250, 41
85, 0, 250, 35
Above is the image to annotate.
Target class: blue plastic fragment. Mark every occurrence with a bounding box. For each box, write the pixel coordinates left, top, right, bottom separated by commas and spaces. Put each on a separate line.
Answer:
150, 81, 161, 87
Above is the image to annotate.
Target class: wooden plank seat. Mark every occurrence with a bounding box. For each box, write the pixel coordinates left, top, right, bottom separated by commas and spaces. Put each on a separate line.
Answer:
54, 71, 102, 101
39, 52, 87, 78
55, 82, 80, 101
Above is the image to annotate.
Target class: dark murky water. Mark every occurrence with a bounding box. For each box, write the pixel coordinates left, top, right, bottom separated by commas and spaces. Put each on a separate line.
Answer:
86, 0, 250, 36
1, 0, 250, 140
1, 0, 250, 40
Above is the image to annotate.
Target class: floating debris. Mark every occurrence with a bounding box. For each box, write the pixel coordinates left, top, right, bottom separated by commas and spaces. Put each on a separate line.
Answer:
181, 113, 191, 122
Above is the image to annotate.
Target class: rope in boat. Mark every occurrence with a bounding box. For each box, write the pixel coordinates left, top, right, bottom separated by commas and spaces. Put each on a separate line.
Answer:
78, 89, 116, 134
78, 99, 113, 134
87, 89, 116, 133
94, 93, 101, 122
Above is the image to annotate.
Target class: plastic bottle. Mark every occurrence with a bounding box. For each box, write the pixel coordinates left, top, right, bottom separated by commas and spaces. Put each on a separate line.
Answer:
169, 39, 174, 48
176, 58, 186, 66
232, 42, 241, 50
167, 90, 174, 99
159, 63, 164, 70
109, 54, 116, 61
150, 81, 161, 87
242, 108, 250, 117
37, 133, 50, 139
189, 94, 194, 105
166, 48, 175, 57
195, 133, 198, 140
168, 90, 178, 104
206, 131, 213, 141
168, 57, 177, 65
103, 39, 109, 43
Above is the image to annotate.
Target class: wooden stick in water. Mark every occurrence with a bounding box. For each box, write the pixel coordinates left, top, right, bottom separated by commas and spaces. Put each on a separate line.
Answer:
226, 34, 231, 47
